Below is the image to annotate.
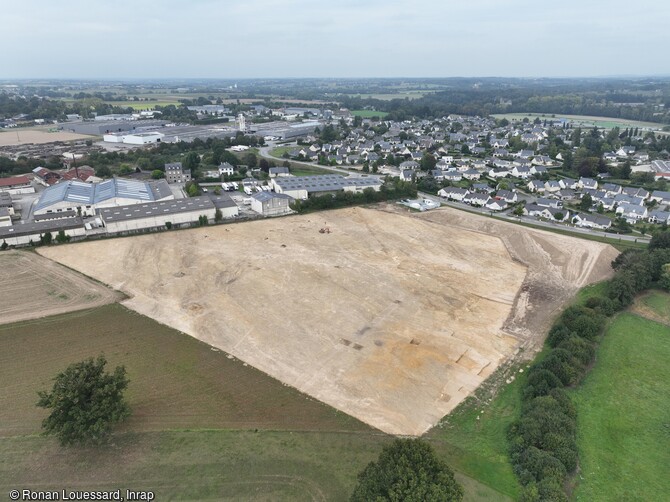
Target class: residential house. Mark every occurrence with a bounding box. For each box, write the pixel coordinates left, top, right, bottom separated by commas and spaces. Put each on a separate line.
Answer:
578, 177, 598, 190
616, 203, 648, 223
572, 213, 612, 230
650, 190, 670, 205
649, 210, 670, 224
486, 199, 507, 211
464, 192, 490, 206
496, 189, 517, 204
512, 166, 531, 179
472, 183, 494, 194
528, 180, 545, 193
544, 180, 563, 193
438, 187, 469, 202
537, 197, 562, 209
462, 169, 481, 181
400, 170, 415, 182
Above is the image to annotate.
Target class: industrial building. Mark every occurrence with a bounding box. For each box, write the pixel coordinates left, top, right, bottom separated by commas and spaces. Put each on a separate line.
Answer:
33, 178, 173, 217
98, 194, 238, 233
0, 176, 35, 194
250, 191, 293, 216
103, 131, 165, 145
0, 207, 11, 227
0, 192, 15, 215
0, 218, 85, 246
271, 175, 382, 200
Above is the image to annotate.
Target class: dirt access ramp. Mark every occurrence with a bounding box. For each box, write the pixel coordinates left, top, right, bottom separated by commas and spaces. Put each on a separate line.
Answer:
413, 206, 620, 348
0, 251, 122, 325
38, 207, 616, 435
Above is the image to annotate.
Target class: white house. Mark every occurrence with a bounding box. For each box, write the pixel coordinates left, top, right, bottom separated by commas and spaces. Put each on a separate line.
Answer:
438, 187, 469, 202
572, 213, 612, 230
464, 192, 490, 206
486, 199, 507, 211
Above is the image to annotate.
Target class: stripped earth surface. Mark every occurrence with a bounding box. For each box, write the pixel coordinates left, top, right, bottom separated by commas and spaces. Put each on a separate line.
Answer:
38, 206, 618, 435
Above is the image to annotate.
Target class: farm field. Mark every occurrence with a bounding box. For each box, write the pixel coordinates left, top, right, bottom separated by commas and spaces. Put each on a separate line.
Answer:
39, 205, 618, 436
0, 251, 121, 325
571, 308, 670, 501
103, 100, 180, 109
491, 112, 664, 131
0, 127, 94, 146
350, 109, 389, 118
347, 91, 434, 100
0, 304, 509, 501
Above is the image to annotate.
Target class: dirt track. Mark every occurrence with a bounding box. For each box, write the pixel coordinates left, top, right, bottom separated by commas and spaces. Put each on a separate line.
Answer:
0, 251, 122, 325
39, 206, 618, 435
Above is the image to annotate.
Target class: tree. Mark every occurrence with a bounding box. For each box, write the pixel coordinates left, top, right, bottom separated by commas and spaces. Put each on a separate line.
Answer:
579, 193, 593, 211
36, 355, 130, 446
351, 439, 463, 502
0, 240, 7, 251
95, 165, 112, 178
151, 169, 165, 179
40, 232, 52, 246
183, 151, 200, 171
214, 208, 223, 222
55, 230, 70, 244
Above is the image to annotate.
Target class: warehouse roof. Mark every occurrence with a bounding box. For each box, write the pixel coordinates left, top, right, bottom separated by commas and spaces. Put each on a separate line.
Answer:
251, 191, 293, 202
0, 217, 84, 239
34, 178, 172, 212
208, 193, 238, 209
273, 174, 382, 193
98, 196, 219, 223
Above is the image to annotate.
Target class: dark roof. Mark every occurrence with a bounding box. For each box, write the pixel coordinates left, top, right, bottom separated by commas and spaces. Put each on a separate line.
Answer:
209, 193, 238, 209
0, 217, 84, 239
98, 196, 225, 223
251, 191, 293, 202
33, 209, 78, 222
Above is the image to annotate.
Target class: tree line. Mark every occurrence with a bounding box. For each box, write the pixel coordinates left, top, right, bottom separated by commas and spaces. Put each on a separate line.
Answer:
508, 230, 670, 501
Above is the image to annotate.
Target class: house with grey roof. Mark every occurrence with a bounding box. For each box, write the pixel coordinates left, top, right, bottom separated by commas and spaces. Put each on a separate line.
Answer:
572, 213, 612, 230
438, 187, 469, 202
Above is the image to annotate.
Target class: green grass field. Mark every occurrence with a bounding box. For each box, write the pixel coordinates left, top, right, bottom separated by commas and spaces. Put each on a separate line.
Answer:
0, 304, 510, 501
350, 109, 389, 118
639, 290, 670, 322
492, 113, 663, 131
427, 362, 525, 500
570, 310, 670, 501
104, 100, 180, 110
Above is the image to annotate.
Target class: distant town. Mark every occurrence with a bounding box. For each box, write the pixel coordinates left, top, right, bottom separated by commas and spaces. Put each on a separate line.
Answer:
2, 78, 670, 248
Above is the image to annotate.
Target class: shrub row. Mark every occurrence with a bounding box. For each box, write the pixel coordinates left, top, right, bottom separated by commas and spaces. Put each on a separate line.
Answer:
508, 230, 670, 501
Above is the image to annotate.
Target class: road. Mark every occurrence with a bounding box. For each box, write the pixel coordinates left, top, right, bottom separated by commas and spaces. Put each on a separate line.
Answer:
258, 142, 373, 178
419, 191, 650, 245
258, 142, 648, 246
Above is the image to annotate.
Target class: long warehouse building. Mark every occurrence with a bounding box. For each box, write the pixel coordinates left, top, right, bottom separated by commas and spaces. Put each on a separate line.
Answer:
34, 178, 174, 217
98, 194, 238, 233
271, 174, 382, 200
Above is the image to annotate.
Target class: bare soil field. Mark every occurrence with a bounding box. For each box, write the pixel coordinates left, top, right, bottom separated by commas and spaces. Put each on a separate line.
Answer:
0, 251, 121, 325
413, 207, 620, 347
0, 127, 94, 147
39, 206, 618, 435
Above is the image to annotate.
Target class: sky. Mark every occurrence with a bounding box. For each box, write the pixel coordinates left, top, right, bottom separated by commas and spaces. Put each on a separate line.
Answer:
2, 0, 669, 79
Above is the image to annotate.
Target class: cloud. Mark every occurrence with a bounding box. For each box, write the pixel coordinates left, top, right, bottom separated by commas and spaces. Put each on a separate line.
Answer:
1, 0, 668, 78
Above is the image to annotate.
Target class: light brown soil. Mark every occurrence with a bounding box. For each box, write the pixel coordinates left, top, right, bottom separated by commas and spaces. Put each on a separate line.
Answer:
0, 251, 122, 325
38, 206, 618, 435
0, 128, 94, 147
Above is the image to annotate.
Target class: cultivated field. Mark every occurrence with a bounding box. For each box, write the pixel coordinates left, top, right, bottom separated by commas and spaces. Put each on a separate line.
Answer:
491, 112, 664, 131
0, 251, 121, 325
0, 127, 94, 147
39, 206, 618, 436
0, 304, 508, 501
571, 305, 670, 501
